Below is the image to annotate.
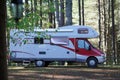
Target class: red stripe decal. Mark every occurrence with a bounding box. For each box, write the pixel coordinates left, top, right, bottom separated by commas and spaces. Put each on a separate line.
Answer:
58, 45, 75, 52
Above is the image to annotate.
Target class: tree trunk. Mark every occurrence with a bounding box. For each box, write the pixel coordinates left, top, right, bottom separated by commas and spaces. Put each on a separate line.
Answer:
34, 0, 37, 12
65, 0, 72, 25
25, 0, 29, 15
103, 0, 107, 49
55, 0, 60, 27
98, 0, 102, 49
116, 0, 120, 65
78, 0, 81, 25
106, 0, 113, 65
81, 0, 85, 25
53, 10, 56, 28
111, 0, 116, 64
40, 0, 42, 27
60, 0, 65, 27
31, 0, 33, 12
0, 0, 8, 80
48, 0, 53, 28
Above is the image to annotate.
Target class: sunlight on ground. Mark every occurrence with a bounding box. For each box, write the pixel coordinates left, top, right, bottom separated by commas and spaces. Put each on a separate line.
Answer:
8, 66, 120, 80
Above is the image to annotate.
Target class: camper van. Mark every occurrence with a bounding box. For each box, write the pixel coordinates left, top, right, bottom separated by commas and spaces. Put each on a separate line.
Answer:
9, 25, 105, 67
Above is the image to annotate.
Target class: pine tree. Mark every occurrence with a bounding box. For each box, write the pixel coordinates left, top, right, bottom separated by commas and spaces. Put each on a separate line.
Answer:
0, 0, 8, 80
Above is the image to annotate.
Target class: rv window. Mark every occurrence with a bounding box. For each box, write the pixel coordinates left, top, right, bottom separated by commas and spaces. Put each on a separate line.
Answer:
50, 36, 68, 45
78, 28, 88, 34
78, 40, 89, 49
78, 40, 84, 48
34, 37, 44, 44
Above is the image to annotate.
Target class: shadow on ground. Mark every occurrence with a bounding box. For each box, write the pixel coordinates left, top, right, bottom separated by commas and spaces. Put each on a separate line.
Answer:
8, 66, 120, 80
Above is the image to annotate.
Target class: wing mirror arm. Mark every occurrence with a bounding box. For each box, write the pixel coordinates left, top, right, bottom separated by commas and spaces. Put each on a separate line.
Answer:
88, 46, 91, 50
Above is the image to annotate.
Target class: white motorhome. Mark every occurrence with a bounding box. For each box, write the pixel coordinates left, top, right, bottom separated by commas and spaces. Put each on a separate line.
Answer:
9, 25, 105, 67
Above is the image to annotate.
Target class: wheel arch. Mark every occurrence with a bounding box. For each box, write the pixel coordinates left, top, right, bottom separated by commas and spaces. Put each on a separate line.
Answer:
86, 56, 98, 62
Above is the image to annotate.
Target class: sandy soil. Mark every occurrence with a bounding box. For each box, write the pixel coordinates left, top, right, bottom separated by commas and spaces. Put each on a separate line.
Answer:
8, 66, 120, 80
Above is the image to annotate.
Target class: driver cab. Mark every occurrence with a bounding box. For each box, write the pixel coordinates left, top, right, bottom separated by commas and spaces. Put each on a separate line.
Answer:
75, 38, 96, 56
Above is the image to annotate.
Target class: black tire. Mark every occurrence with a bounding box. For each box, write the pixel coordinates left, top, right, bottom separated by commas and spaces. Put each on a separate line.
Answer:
87, 57, 98, 68
35, 60, 45, 67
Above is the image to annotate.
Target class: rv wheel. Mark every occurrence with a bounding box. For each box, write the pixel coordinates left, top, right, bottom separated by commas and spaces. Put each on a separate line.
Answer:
87, 57, 98, 68
35, 60, 45, 67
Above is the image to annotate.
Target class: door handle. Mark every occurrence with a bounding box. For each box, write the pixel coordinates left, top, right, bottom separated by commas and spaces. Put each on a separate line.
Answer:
67, 51, 70, 54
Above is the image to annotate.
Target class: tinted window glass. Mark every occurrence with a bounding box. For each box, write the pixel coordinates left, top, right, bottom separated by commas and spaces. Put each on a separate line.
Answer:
34, 37, 44, 44
78, 28, 88, 34
78, 40, 84, 48
78, 40, 89, 49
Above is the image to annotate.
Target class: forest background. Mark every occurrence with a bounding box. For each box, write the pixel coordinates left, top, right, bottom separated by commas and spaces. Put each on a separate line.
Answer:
0, 0, 120, 79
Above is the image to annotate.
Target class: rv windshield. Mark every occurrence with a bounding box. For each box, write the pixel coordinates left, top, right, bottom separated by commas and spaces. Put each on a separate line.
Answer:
88, 39, 98, 48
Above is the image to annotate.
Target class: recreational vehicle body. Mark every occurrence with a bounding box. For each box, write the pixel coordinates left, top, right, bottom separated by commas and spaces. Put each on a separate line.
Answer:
9, 25, 105, 67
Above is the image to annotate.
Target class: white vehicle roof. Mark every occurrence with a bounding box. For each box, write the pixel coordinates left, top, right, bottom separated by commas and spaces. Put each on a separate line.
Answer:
34, 25, 99, 38
10, 25, 99, 38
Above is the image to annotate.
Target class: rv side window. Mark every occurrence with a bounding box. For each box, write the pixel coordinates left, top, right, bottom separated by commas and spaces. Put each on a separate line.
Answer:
78, 40, 89, 49
50, 36, 68, 45
34, 37, 44, 44
78, 28, 88, 34
78, 40, 84, 48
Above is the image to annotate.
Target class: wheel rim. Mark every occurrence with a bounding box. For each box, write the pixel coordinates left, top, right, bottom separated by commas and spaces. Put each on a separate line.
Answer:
89, 60, 96, 66
36, 61, 43, 67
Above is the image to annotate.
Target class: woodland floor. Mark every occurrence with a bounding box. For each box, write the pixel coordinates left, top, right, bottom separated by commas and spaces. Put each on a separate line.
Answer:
8, 65, 120, 80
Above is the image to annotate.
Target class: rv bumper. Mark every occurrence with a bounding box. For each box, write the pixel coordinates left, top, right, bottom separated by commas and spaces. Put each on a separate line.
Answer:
97, 55, 106, 63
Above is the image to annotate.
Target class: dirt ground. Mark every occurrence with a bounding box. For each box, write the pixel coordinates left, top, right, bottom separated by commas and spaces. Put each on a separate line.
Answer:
8, 66, 120, 80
